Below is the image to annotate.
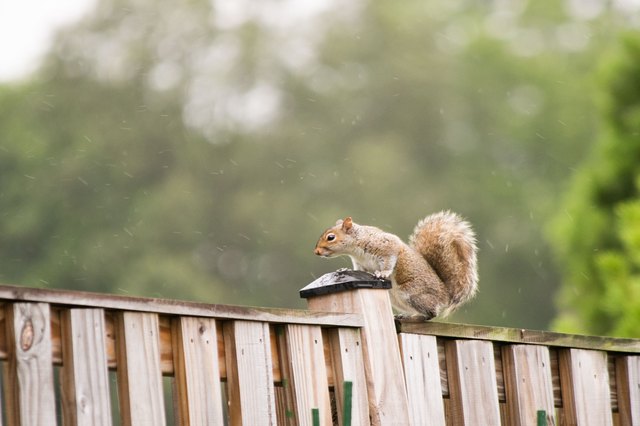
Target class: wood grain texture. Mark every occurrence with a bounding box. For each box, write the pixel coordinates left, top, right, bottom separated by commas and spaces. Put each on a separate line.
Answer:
116, 311, 166, 426
172, 316, 224, 425
60, 308, 112, 426
502, 344, 555, 426
4, 302, 57, 426
285, 324, 331, 426
445, 339, 501, 426
559, 348, 613, 426
0, 284, 363, 327
307, 288, 410, 426
399, 333, 446, 426
615, 355, 640, 426
224, 320, 278, 425
398, 320, 640, 353
327, 327, 369, 426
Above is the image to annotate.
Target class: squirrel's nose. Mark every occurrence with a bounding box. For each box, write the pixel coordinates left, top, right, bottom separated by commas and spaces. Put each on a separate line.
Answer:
314, 248, 322, 256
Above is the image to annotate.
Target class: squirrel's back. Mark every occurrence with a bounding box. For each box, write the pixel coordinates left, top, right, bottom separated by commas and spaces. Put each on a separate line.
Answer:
409, 211, 478, 314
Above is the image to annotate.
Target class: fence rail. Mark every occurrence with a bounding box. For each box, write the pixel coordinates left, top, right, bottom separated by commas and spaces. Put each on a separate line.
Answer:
0, 282, 638, 425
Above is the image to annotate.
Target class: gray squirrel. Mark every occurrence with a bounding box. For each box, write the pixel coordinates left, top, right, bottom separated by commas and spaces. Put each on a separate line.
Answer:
314, 211, 478, 318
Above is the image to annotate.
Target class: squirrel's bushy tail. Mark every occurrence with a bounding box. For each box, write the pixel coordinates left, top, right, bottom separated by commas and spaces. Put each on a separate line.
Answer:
409, 211, 478, 314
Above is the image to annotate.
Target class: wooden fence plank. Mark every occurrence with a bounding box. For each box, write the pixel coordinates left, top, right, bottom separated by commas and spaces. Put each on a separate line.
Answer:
0, 284, 363, 327
328, 327, 369, 426
60, 308, 112, 426
616, 355, 640, 426
4, 302, 57, 426
224, 320, 278, 425
116, 311, 166, 426
399, 333, 446, 426
398, 320, 640, 353
502, 344, 555, 426
285, 324, 331, 426
445, 339, 501, 425
559, 348, 612, 426
172, 316, 224, 425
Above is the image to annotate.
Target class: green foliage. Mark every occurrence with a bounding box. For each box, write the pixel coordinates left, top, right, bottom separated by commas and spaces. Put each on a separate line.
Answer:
550, 34, 640, 337
0, 0, 637, 328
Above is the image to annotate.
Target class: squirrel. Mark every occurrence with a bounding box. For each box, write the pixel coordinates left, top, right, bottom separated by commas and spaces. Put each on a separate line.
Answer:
313, 211, 478, 319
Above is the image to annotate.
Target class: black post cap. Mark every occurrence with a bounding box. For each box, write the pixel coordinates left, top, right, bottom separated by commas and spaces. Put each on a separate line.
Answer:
300, 270, 391, 299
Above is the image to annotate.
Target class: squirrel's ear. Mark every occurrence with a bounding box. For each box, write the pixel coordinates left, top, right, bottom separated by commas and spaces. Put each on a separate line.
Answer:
335, 219, 343, 226
342, 217, 353, 231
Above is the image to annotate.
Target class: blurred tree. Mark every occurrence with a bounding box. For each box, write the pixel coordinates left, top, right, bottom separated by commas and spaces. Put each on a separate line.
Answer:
0, 0, 637, 329
0, 79, 223, 301
549, 34, 640, 337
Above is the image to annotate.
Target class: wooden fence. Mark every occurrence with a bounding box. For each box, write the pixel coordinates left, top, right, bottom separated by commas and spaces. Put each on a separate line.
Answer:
0, 282, 638, 425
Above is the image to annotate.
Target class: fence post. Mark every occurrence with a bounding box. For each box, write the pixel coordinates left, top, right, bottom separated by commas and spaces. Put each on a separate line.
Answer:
300, 271, 410, 426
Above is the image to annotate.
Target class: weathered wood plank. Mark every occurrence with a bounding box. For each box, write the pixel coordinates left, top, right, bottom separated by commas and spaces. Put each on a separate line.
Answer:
0, 284, 363, 327
559, 348, 613, 426
116, 311, 166, 426
446, 339, 501, 425
502, 344, 555, 426
60, 308, 112, 425
327, 327, 369, 426
398, 333, 446, 426
307, 289, 410, 426
224, 320, 278, 425
172, 316, 224, 425
398, 320, 640, 354
285, 324, 331, 426
616, 355, 640, 426
4, 302, 57, 426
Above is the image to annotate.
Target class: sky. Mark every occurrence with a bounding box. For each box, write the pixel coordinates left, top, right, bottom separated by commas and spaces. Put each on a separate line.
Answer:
0, 0, 96, 82
2, 0, 639, 83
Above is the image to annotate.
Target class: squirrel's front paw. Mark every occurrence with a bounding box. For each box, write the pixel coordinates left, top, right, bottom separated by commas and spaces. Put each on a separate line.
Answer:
374, 270, 392, 279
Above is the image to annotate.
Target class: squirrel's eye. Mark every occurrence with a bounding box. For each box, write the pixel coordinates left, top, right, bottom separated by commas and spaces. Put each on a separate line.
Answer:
326, 233, 336, 242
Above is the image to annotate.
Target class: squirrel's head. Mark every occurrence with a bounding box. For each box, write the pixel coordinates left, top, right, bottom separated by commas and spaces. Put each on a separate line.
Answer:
314, 216, 354, 257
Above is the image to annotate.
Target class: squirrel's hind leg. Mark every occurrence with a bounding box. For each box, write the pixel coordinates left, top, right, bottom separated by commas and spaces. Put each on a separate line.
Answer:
405, 291, 447, 320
